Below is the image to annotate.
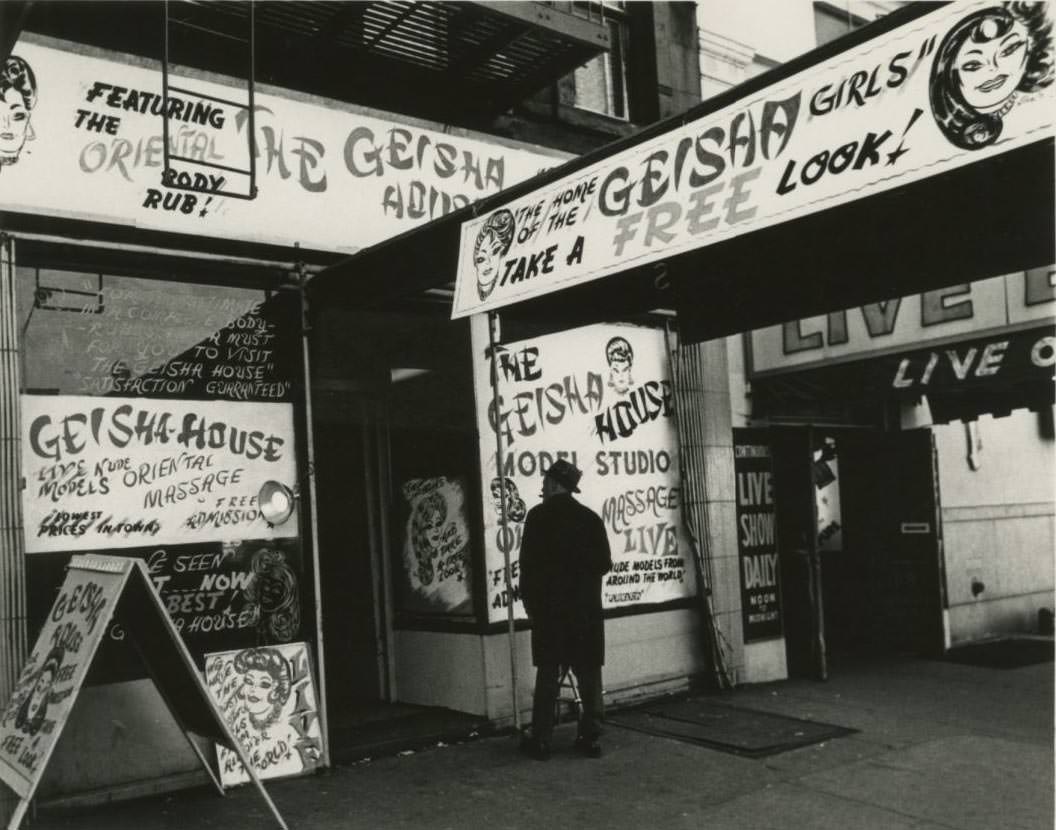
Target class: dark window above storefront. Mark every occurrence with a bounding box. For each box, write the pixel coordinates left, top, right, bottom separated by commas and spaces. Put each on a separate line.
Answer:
8, 0, 611, 125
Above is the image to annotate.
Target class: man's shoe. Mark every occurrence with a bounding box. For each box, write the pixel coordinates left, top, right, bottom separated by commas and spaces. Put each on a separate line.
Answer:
519, 734, 551, 761
574, 736, 602, 758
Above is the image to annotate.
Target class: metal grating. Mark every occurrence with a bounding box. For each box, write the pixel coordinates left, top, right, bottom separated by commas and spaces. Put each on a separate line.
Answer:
199, 0, 610, 115
14, 1, 609, 121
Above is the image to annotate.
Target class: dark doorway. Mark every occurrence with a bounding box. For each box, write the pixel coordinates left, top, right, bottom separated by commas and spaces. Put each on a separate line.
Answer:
773, 426, 946, 678
315, 396, 385, 717
836, 429, 946, 658
771, 427, 817, 678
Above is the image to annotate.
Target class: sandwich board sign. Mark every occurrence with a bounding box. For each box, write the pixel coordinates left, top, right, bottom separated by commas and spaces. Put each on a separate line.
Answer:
0, 554, 289, 830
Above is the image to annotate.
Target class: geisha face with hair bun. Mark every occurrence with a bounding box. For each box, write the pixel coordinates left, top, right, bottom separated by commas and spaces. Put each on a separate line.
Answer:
953, 13, 1031, 112
0, 56, 36, 164
473, 209, 515, 301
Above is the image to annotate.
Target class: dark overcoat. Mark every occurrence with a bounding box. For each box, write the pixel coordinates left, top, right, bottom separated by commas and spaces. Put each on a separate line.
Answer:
518, 493, 613, 667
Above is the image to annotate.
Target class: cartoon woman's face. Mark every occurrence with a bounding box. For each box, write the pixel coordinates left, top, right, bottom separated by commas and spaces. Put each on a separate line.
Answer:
0, 88, 30, 160
241, 668, 276, 717
423, 506, 446, 549
608, 357, 633, 393
954, 17, 1030, 112
25, 667, 55, 721
475, 234, 506, 296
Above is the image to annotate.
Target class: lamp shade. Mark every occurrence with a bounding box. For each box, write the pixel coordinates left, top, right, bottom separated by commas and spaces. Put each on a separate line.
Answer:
258, 481, 296, 526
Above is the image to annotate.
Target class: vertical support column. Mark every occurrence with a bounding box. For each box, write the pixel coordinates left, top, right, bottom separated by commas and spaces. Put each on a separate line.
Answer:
674, 336, 742, 686
298, 277, 330, 768
0, 235, 27, 825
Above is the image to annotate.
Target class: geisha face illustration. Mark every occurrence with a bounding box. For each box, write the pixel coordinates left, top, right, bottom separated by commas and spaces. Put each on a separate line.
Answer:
233, 647, 291, 730
242, 668, 277, 719
930, 3, 1054, 150
475, 235, 504, 288
13, 646, 64, 737
0, 56, 37, 166
411, 491, 448, 585
605, 336, 635, 395
953, 15, 1030, 112
473, 209, 515, 301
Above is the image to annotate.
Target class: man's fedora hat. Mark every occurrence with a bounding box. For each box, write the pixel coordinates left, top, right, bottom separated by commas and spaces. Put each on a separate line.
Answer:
544, 459, 582, 493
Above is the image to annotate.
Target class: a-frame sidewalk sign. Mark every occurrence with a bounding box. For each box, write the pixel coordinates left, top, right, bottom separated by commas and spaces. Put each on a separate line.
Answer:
0, 554, 289, 830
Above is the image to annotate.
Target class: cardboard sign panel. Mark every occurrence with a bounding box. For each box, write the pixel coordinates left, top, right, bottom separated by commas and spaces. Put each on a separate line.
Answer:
397, 476, 473, 615
205, 643, 323, 787
473, 322, 695, 623
0, 557, 125, 798
452, 2, 1055, 318
21, 395, 299, 553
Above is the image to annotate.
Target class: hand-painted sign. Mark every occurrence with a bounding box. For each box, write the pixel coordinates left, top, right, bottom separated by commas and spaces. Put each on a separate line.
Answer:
0, 555, 290, 829
452, 2, 1055, 318
205, 642, 322, 787
398, 477, 473, 614
25, 540, 303, 688
1, 38, 561, 254
0, 559, 120, 798
473, 321, 694, 623
733, 431, 783, 642
21, 395, 299, 553
20, 279, 300, 403
750, 267, 1055, 375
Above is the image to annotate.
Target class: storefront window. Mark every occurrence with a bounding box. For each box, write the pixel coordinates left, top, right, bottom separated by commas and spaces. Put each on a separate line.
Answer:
16, 266, 306, 680
387, 366, 480, 624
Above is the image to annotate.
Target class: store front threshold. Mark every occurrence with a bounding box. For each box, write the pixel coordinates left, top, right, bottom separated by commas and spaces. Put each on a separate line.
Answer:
329, 703, 492, 765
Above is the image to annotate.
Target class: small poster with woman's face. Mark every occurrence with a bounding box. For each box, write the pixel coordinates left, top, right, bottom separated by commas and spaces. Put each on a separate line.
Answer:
205, 642, 323, 787
397, 476, 473, 614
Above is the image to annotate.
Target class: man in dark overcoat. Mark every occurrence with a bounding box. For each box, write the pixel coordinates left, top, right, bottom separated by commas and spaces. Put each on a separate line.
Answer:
518, 459, 612, 760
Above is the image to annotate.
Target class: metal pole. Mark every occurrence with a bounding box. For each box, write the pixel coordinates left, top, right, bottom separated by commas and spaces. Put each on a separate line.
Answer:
299, 265, 331, 767
487, 312, 520, 731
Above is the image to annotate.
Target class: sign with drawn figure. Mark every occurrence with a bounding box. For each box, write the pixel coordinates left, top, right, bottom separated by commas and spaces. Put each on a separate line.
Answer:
452, 2, 1055, 318
0, 559, 123, 798
0, 38, 562, 255
21, 395, 299, 553
473, 322, 694, 623
205, 643, 323, 787
397, 477, 473, 615
733, 431, 783, 642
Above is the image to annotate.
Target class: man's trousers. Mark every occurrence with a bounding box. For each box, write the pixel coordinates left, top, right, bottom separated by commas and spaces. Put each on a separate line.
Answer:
530, 662, 603, 745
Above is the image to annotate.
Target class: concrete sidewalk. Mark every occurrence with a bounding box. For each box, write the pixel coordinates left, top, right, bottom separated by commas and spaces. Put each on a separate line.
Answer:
30, 655, 1054, 830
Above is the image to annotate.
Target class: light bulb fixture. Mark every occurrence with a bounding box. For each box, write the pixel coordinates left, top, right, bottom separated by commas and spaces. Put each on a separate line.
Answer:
258, 481, 296, 527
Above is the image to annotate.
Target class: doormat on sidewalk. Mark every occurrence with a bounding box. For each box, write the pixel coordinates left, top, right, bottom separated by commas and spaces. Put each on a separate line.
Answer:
607, 699, 857, 758
943, 637, 1054, 669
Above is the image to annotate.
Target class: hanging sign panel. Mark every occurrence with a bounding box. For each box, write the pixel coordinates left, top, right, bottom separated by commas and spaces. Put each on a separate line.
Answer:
452, 2, 1055, 318
473, 322, 695, 624
21, 395, 299, 553
1, 38, 560, 254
